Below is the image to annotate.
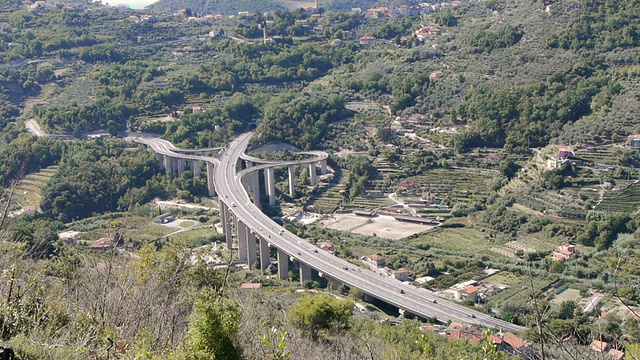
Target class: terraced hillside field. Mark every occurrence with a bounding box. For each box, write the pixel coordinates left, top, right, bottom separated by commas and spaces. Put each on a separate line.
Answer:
596, 181, 640, 214
404, 168, 497, 203
574, 146, 622, 166
13, 166, 58, 211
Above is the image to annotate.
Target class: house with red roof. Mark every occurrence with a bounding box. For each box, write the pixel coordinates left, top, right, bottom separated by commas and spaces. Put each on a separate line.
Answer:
609, 349, 625, 360
502, 332, 533, 359
368, 254, 385, 267
591, 340, 610, 353
90, 238, 113, 251
553, 244, 576, 261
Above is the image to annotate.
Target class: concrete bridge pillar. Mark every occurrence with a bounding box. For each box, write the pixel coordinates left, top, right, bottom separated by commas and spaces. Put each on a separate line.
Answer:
247, 229, 257, 269
157, 153, 164, 170
171, 157, 179, 174
163, 156, 171, 175
328, 277, 341, 291
206, 162, 216, 197
320, 159, 328, 175
241, 175, 248, 192
288, 165, 295, 196
220, 202, 232, 249
237, 221, 248, 263
177, 159, 185, 175
245, 162, 261, 208
299, 262, 312, 284
362, 293, 375, 302
277, 249, 289, 280
309, 163, 317, 186
259, 238, 270, 271
251, 171, 261, 208
265, 167, 276, 206
191, 160, 201, 177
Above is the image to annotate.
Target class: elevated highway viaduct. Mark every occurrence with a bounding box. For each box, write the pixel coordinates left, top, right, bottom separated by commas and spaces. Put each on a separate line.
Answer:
136, 133, 525, 333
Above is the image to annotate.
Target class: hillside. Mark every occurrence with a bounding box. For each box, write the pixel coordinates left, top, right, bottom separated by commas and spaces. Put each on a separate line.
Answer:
149, 0, 285, 15
148, 0, 414, 15
2, 0, 640, 358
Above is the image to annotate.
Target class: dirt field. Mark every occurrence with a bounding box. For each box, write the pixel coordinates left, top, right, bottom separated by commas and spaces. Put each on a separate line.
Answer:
320, 214, 435, 240
321, 214, 370, 232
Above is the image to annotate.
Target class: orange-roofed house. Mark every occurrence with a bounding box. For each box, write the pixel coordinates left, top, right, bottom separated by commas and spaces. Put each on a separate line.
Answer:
447, 321, 482, 332
591, 340, 610, 353
456, 285, 478, 301
368, 254, 385, 267
360, 36, 379, 45
609, 349, 625, 360
320, 242, 334, 253
488, 335, 503, 346
446, 329, 482, 343
503, 332, 533, 359
90, 238, 113, 251
553, 244, 576, 261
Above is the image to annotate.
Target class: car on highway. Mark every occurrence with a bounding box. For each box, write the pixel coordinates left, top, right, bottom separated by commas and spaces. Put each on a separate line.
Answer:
467, 314, 476, 318
231, 202, 236, 207
400, 289, 405, 294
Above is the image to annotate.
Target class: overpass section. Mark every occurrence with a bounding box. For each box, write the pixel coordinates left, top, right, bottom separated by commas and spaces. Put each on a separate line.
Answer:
137, 133, 525, 333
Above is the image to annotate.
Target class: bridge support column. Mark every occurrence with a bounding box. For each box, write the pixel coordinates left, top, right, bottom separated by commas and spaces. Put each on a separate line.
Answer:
362, 293, 374, 302
328, 277, 341, 291
191, 160, 201, 177
171, 157, 179, 174
246, 162, 261, 208
309, 163, 317, 186
277, 249, 289, 280
237, 221, 248, 263
206, 162, 216, 197
247, 229, 257, 269
241, 175, 248, 192
259, 238, 270, 272
163, 156, 170, 175
265, 167, 276, 206
299, 263, 312, 284
177, 159, 185, 175
251, 171, 261, 208
320, 159, 328, 175
288, 165, 295, 196
220, 202, 232, 250
157, 154, 164, 170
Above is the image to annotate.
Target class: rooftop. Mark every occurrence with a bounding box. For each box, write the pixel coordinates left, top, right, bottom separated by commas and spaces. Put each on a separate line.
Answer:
503, 332, 528, 350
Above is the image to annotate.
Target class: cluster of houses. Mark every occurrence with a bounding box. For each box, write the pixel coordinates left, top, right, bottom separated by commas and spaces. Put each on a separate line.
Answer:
591, 340, 625, 360
414, 26, 442, 40
449, 278, 507, 302
352, 1, 466, 19
127, 14, 158, 24
365, 254, 411, 280
419, 322, 533, 359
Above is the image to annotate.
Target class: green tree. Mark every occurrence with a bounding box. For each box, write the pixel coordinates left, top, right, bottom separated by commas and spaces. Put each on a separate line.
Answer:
288, 293, 353, 338
186, 291, 242, 359
549, 261, 565, 274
